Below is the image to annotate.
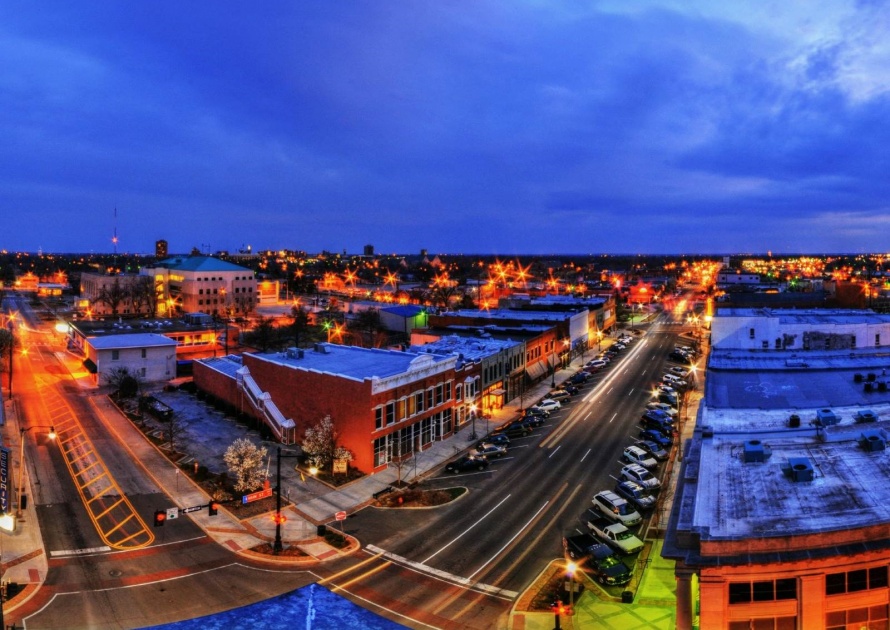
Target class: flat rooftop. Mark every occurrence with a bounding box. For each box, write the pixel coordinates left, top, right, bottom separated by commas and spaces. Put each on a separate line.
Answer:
411, 334, 521, 362
691, 419, 890, 540
249, 343, 455, 383
717, 307, 889, 325
87, 333, 178, 349
706, 349, 890, 409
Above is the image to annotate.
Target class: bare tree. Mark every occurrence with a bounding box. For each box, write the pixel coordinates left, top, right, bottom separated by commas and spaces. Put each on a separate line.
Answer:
130, 276, 162, 317
164, 411, 191, 453
351, 309, 386, 348
92, 277, 128, 317
103, 366, 142, 398
289, 304, 310, 348
223, 438, 268, 493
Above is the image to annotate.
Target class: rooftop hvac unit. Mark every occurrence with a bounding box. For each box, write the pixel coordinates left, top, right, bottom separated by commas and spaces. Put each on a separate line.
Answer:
859, 430, 886, 452
782, 457, 815, 482
855, 409, 878, 423
815, 409, 840, 427
742, 440, 772, 463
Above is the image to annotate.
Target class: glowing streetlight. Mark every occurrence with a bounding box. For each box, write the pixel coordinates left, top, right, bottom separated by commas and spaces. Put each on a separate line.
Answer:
469, 403, 478, 441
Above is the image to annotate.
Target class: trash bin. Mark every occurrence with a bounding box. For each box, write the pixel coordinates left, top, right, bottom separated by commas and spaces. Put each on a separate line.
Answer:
317, 524, 327, 537
622, 590, 634, 603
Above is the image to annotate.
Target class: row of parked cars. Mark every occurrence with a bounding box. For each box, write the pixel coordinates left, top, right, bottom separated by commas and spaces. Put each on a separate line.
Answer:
578, 337, 687, 569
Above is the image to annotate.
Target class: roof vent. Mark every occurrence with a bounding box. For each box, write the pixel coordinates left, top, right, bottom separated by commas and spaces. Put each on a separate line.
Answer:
743, 440, 772, 463
782, 457, 815, 482
815, 408, 840, 427
700, 426, 714, 438
854, 409, 878, 423
314, 343, 328, 353
859, 429, 886, 452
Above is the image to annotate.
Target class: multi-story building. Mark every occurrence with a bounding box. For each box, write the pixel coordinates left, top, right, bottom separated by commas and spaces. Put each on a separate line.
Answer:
155, 239, 168, 259
83, 333, 178, 386
141, 255, 257, 318
79, 272, 156, 317
193, 343, 459, 473
665, 308, 890, 630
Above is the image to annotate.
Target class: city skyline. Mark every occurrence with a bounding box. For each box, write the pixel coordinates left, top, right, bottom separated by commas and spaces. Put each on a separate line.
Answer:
4, 2, 890, 255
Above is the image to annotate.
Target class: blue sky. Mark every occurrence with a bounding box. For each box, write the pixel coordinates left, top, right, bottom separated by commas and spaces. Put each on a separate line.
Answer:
4, 1, 890, 256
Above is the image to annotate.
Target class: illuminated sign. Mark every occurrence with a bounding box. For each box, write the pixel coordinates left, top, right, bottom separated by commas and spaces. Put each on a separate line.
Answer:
0, 446, 9, 515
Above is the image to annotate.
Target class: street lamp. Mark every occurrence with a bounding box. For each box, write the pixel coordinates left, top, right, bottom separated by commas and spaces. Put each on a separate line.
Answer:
273, 446, 303, 554
17, 425, 56, 518
468, 404, 478, 441
566, 561, 577, 616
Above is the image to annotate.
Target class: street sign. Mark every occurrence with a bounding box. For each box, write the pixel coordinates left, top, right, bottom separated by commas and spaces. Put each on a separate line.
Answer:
166, 507, 179, 520
335, 511, 347, 521
181, 505, 203, 514
242, 487, 273, 504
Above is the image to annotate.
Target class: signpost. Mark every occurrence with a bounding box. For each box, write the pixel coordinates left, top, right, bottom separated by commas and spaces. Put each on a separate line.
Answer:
0, 447, 9, 515
242, 487, 273, 505
335, 510, 346, 534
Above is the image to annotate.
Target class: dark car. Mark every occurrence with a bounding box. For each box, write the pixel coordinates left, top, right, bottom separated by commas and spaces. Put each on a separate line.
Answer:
523, 407, 550, 419
445, 455, 490, 473
491, 418, 535, 438
640, 413, 674, 436
588, 543, 633, 586
657, 392, 679, 407
520, 413, 546, 428
669, 350, 691, 363
639, 429, 672, 448
642, 409, 674, 424
561, 384, 580, 395
477, 433, 510, 449
570, 371, 590, 384
635, 439, 669, 461
614, 480, 657, 513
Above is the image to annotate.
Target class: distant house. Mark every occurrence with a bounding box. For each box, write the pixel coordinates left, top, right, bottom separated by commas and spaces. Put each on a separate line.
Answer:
84, 333, 178, 386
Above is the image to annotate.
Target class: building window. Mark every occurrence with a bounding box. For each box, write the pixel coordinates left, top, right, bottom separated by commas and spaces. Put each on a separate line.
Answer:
415, 392, 424, 413
374, 407, 383, 430
141, 349, 147, 358
729, 579, 796, 604
427, 389, 434, 409
749, 328, 755, 339
111, 350, 120, 361
435, 384, 444, 405
385, 402, 395, 425
728, 618, 796, 630
877, 334, 881, 347
445, 381, 452, 401
762, 340, 769, 349
826, 567, 888, 595
139, 367, 146, 377
397, 398, 407, 422
456, 384, 462, 402
827, 605, 889, 630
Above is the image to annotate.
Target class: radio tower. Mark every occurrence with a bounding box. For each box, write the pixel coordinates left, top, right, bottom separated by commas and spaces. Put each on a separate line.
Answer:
112, 207, 119, 272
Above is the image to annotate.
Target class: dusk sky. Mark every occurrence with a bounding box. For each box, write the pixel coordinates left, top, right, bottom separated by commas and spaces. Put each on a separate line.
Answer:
4, 2, 890, 256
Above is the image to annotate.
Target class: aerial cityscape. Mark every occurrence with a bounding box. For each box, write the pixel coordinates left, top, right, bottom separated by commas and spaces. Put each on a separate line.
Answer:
5, 2, 890, 629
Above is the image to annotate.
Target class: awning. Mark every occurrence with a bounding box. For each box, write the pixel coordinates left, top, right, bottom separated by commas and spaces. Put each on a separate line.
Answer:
489, 388, 506, 396
83, 358, 97, 374
526, 361, 547, 380
548, 353, 559, 367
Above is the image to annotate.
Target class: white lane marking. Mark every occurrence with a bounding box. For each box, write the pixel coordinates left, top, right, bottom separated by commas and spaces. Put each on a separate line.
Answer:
609, 413, 617, 424
628, 388, 635, 396
423, 494, 512, 564
365, 545, 518, 599
548, 445, 562, 459
51, 546, 112, 557
467, 500, 550, 580
580, 448, 591, 463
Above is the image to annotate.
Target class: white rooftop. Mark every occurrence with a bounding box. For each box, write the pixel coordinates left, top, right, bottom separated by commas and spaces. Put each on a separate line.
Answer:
410, 335, 520, 362
87, 333, 178, 349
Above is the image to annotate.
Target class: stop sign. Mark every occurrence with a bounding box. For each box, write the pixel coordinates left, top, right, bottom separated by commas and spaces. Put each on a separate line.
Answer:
335, 511, 347, 521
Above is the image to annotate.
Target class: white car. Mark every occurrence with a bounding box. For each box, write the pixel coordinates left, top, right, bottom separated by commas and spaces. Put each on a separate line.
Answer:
533, 399, 562, 413
592, 490, 642, 527
620, 464, 662, 492
623, 445, 658, 470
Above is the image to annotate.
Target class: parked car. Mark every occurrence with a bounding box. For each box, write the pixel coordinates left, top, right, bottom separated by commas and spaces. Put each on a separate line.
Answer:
592, 490, 642, 526
614, 480, 657, 513
620, 464, 662, 491
622, 445, 658, 469
533, 399, 561, 413
668, 366, 689, 377
646, 402, 678, 417
669, 350, 691, 362
445, 455, 490, 473
474, 442, 507, 458
641, 415, 674, 436
635, 439, 669, 461
546, 389, 571, 402
477, 434, 510, 449
570, 371, 591, 384
658, 392, 679, 407
523, 407, 550, 418
562, 535, 633, 586
612, 343, 626, 351
491, 419, 534, 438
639, 428, 672, 448
642, 409, 673, 424
520, 413, 546, 428
561, 383, 580, 395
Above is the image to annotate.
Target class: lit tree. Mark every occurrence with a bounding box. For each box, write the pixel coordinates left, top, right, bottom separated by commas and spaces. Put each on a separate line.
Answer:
302, 415, 353, 472
223, 438, 268, 493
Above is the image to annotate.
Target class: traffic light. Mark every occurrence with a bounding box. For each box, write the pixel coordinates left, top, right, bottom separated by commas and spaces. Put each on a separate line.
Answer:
273, 513, 287, 525
153, 510, 166, 527
208, 501, 219, 516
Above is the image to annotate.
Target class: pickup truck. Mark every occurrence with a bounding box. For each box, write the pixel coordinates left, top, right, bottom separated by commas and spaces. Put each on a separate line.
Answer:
562, 534, 632, 586
587, 515, 644, 555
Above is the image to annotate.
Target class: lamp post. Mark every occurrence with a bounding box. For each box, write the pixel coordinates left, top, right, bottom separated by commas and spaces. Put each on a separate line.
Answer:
468, 404, 478, 441
273, 446, 303, 554
17, 425, 56, 518
566, 561, 577, 616
5, 313, 15, 401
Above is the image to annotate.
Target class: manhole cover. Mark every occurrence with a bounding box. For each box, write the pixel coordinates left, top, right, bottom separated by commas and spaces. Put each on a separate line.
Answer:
109, 569, 122, 578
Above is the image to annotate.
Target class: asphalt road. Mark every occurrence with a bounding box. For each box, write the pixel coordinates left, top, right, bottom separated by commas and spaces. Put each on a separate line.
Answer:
340, 312, 691, 620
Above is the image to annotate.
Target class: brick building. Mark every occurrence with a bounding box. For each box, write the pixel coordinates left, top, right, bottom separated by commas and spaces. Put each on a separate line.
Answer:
194, 343, 459, 473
